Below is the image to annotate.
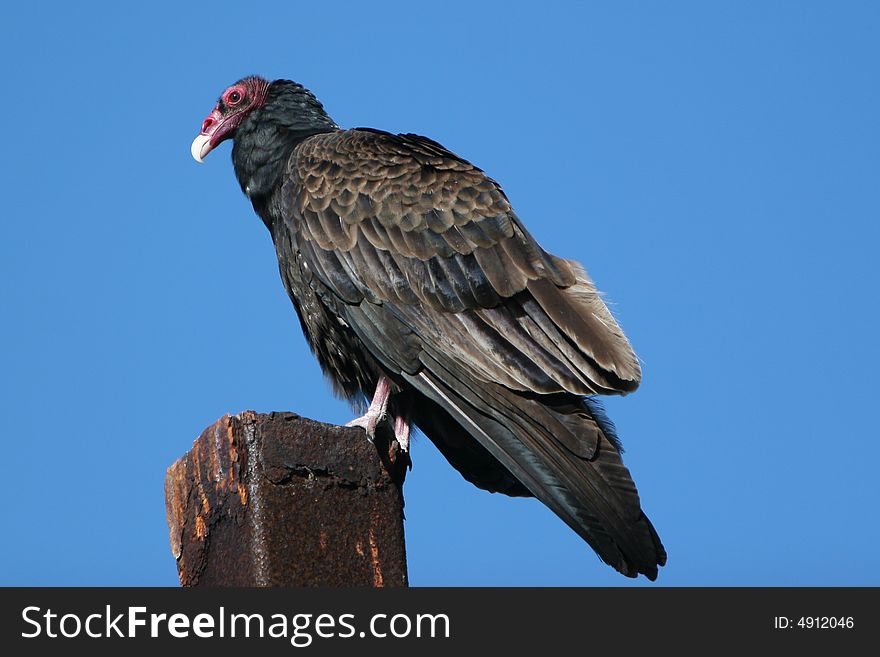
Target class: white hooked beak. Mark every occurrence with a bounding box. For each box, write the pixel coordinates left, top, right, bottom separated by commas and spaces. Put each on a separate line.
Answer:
191, 134, 212, 163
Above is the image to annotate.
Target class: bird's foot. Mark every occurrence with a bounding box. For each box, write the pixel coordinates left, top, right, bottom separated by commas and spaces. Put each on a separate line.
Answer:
345, 410, 384, 441
346, 376, 392, 441
394, 415, 411, 453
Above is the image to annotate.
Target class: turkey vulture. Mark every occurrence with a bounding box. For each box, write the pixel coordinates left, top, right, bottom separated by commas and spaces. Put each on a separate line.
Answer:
191, 76, 666, 579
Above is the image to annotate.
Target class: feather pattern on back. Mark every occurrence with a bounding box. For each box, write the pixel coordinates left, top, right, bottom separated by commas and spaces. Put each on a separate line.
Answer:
263, 127, 663, 578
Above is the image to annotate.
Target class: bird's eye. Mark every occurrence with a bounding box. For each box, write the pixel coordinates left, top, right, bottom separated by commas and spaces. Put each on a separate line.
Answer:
228, 91, 242, 104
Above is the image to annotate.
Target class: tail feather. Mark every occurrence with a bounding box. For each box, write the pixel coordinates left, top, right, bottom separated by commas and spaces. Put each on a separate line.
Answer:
410, 392, 531, 497
406, 354, 666, 579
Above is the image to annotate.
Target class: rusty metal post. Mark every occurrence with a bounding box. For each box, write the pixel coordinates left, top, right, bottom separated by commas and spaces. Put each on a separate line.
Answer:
164, 411, 408, 587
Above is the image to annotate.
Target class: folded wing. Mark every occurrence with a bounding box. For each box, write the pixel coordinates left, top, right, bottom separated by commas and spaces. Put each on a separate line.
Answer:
278, 128, 665, 578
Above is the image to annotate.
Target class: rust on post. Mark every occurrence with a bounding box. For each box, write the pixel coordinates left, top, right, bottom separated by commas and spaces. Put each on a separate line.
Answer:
164, 411, 408, 587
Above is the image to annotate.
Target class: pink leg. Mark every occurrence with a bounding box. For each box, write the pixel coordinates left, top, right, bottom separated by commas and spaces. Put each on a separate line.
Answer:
393, 415, 411, 453
346, 377, 392, 439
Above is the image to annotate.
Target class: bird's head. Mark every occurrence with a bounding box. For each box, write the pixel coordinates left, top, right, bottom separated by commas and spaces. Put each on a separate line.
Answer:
191, 76, 270, 163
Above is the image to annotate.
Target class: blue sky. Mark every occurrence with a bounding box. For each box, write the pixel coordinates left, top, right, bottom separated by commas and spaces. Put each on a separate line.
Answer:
1, 1, 878, 586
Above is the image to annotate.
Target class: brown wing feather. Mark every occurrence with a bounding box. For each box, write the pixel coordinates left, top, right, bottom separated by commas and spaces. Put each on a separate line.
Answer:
283, 128, 639, 395
275, 127, 663, 578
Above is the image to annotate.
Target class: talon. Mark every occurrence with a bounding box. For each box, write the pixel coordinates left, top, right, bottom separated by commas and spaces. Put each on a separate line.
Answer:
346, 376, 392, 441
346, 414, 380, 441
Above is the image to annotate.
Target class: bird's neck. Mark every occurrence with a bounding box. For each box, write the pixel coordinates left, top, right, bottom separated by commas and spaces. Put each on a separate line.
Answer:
232, 122, 329, 202
232, 82, 339, 221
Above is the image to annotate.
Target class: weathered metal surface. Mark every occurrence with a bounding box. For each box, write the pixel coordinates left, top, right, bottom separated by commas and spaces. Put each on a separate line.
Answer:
164, 411, 408, 587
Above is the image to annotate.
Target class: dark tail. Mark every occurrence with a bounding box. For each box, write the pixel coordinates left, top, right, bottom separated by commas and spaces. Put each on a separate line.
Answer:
405, 354, 666, 580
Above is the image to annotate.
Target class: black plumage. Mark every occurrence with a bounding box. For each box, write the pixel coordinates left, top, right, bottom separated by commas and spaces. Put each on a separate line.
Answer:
193, 76, 666, 579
